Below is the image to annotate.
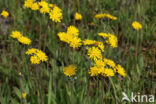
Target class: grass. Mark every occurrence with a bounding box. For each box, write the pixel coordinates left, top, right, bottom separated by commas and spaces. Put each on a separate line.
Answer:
0, 0, 155, 104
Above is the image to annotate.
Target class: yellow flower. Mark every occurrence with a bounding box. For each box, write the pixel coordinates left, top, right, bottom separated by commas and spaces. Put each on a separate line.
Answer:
31, 3, 39, 11
10, 31, 22, 39
39, 1, 50, 13
30, 55, 40, 64
22, 93, 27, 99
36, 50, 48, 62
97, 42, 104, 52
75, 12, 82, 20
132, 21, 142, 30
94, 59, 105, 68
1, 10, 9, 18
57, 32, 70, 43
98, 33, 118, 48
26, 48, 48, 64
83, 39, 96, 45
95, 13, 106, 19
64, 65, 77, 77
89, 22, 95, 26
103, 58, 116, 68
17, 36, 31, 45
87, 47, 102, 60
89, 66, 99, 76
49, 5, 63, 22
102, 68, 115, 76
98, 33, 109, 38
67, 26, 79, 36
24, 0, 34, 8
95, 13, 117, 20
106, 34, 118, 48
25, 48, 38, 55
116, 64, 126, 77
105, 14, 117, 20
69, 37, 82, 48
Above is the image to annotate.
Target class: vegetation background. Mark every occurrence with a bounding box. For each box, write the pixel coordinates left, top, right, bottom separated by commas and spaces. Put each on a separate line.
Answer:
0, 0, 155, 104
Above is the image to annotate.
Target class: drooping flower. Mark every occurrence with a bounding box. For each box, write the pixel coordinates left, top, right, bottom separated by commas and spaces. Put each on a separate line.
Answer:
95, 13, 117, 20
116, 64, 126, 77
1, 10, 9, 18
87, 47, 102, 60
83, 39, 96, 45
132, 21, 142, 30
17, 36, 31, 45
75, 12, 82, 20
25, 48, 38, 55
49, 5, 63, 22
64, 65, 77, 77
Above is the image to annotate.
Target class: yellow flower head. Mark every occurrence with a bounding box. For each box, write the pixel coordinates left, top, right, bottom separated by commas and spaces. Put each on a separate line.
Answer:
26, 48, 48, 64
22, 93, 27, 99
102, 68, 115, 76
104, 58, 116, 68
49, 5, 63, 22
89, 66, 99, 76
36, 50, 48, 62
95, 13, 117, 20
67, 26, 79, 36
75, 12, 82, 20
10, 31, 22, 39
39, 1, 50, 13
17, 36, 31, 45
30, 55, 40, 64
116, 64, 126, 77
132, 21, 142, 30
83, 39, 96, 45
64, 65, 77, 77
105, 14, 117, 20
1, 10, 9, 18
97, 42, 105, 52
25, 48, 38, 55
87, 47, 102, 60
106, 34, 118, 48
24, 0, 34, 8
94, 59, 105, 68
95, 13, 106, 19
69, 37, 82, 48
31, 3, 39, 11
98, 33, 109, 38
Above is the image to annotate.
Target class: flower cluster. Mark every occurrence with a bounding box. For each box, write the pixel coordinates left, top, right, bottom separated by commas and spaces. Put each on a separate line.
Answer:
10, 31, 31, 45
0, 10, 9, 18
64, 65, 77, 77
132, 21, 142, 30
83, 34, 125, 77
25, 48, 48, 64
24, 0, 63, 22
95, 13, 117, 20
57, 25, 82, 48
